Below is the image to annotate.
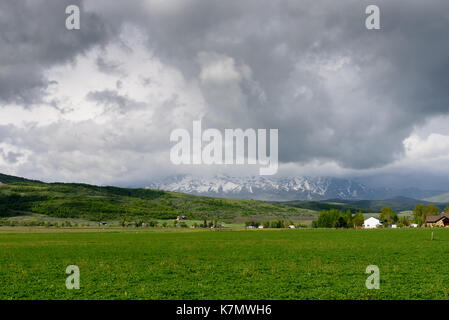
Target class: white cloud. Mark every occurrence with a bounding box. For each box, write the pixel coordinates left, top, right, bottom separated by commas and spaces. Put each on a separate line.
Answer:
0, 26, 207, 185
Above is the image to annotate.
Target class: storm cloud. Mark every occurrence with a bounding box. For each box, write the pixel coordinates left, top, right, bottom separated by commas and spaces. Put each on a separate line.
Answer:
0, 0, 108, 105
1, 0, 449, 187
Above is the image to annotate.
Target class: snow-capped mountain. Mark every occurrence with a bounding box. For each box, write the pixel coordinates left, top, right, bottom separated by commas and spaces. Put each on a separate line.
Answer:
146, 175, 398, 201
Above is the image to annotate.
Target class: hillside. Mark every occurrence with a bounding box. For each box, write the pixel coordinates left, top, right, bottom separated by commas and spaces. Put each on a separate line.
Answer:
282, 196, 449, 213
279, 200, 375, 213
0, 173, 43, 184
424, 193, 449, 203
333, 196, 449, 212
0, 173, 315, 221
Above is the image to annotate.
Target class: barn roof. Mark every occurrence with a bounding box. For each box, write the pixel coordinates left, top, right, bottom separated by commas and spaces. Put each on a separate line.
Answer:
425, 215, 447, 223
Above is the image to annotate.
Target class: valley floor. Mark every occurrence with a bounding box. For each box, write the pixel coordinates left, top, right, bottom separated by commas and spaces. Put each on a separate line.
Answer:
0, 228, 448, 300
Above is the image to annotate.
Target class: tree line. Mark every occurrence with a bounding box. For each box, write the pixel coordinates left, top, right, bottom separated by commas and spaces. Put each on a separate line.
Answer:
313, 204, 449, 229
312, 209, 365, 228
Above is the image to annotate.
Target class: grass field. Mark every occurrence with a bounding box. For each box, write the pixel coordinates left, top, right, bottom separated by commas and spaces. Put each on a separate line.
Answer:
1, 227, 449, 300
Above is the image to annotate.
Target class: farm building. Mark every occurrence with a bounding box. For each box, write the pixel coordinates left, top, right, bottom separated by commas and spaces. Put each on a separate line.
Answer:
363, 217, 383, 229
425, 214, 449, 228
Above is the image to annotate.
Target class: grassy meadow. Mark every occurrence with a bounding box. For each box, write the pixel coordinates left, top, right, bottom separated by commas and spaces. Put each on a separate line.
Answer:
1, 227, 449, 300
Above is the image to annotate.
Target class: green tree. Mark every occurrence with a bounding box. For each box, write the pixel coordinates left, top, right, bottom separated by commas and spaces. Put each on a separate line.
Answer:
392, 212, 399, 223
400, 215, 410, 227
335, 216, 347, 228
425, 204, 439, 217
353, 211, 364, 228
413, 204, 425, 224
270, 220, 285, 228
316, 209, 351, 228
379, 207, 395, 224
345, 210, 353, 228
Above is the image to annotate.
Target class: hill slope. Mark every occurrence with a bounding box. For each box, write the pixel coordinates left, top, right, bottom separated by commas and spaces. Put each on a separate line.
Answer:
424, 193, 449, 203
0, 173, 43, 184
0, 174, 315, 220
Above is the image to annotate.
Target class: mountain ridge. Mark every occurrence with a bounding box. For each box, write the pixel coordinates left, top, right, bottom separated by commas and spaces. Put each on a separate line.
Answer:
147, 174, 447, 201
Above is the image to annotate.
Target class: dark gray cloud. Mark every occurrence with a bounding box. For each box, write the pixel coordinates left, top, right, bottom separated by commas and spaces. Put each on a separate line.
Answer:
0, 148, 22, 164
1, 0, 449, 186
86, 89, 145, 113
84, 0, 449, 170
0, 0, 108, 104
96, 56, 123, 74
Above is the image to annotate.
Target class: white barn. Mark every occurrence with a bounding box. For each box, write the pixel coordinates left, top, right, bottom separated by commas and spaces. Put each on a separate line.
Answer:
363, 217, 382, 229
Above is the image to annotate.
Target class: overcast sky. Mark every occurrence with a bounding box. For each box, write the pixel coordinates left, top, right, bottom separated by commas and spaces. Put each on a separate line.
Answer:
1, 0, 449, 189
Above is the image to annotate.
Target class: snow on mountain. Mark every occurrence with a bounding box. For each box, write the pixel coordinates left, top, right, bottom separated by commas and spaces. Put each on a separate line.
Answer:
146, 174, 389, 201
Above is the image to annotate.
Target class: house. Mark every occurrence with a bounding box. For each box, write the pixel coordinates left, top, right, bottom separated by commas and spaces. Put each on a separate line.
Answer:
363, 217, 383, 229
425, 214, 449, 228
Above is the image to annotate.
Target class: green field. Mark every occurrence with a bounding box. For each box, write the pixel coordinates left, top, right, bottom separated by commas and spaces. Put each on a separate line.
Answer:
1, 227, 448, 300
